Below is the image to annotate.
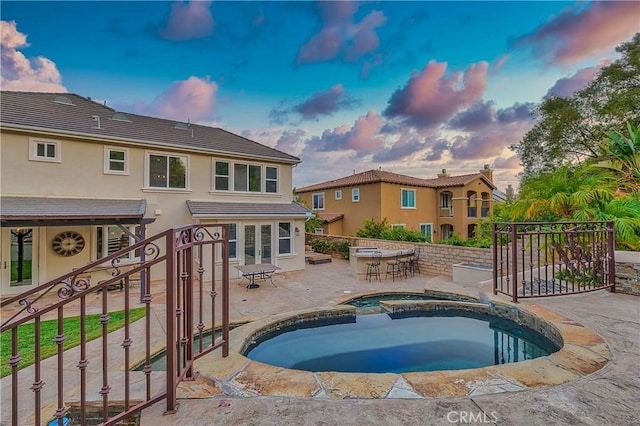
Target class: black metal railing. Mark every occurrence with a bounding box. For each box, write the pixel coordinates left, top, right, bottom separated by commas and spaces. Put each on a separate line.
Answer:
492, 221, 615, 302
1, 224, 230, 425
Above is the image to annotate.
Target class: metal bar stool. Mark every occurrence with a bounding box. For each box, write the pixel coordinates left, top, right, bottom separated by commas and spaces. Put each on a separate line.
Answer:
365, 251, 382, 282
385, 251, 404, 281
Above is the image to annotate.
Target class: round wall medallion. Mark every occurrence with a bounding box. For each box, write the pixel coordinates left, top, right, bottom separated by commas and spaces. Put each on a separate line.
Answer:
52, 231, 85, 257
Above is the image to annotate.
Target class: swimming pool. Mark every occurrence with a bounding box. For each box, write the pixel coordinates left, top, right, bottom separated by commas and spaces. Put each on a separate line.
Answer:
244, 309, 559, 373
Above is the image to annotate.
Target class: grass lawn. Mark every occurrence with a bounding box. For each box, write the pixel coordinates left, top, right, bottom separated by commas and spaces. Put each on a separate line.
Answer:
0, 307, 146, 378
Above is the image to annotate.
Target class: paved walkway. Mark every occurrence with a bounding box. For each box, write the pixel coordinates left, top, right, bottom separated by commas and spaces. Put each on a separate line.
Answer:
139, 259, 640, 426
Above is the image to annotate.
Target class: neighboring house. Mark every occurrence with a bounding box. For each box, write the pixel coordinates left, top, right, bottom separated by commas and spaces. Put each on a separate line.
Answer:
0, 91, 312, 295
295, 167, 496, 242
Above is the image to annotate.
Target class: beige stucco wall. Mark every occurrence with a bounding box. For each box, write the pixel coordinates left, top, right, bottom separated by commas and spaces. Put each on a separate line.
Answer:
1, 130, 305, 293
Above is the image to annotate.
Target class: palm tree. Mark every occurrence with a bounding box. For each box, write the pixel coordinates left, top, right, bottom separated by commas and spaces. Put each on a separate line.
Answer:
592, 122, 640, 193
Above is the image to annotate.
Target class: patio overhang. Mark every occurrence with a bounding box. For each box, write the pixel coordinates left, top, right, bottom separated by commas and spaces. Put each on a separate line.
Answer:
186, 200, 314, 220
0, 196, 153, 227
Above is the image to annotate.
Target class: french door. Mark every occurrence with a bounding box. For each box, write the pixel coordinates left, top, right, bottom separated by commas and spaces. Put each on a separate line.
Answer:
1, 228, 39, 294
243, 224, 272, 265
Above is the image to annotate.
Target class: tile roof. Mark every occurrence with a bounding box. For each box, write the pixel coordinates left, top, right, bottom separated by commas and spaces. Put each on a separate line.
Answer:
318, 213, 344, 224
0, 196, 146, 220
295, 169, 495, 192
0, 91, 300, 164
186, 200, 313, 218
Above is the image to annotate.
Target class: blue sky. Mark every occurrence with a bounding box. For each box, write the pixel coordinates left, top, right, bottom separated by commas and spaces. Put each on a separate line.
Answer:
2, 1, 638, 191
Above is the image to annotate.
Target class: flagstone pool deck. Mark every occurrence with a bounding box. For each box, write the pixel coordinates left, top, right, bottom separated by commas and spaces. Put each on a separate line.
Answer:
140, 259, 639, 426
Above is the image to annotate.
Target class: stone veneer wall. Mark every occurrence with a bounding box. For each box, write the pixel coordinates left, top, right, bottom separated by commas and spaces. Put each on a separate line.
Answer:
306, 233, 492, 277
615, 251, 640, 296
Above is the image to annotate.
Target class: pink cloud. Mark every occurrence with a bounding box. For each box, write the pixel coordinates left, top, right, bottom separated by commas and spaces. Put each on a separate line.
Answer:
130, 76, 218, 122
160, 1, 215, 41
297, 2, 387, 65
545, 61, 610, 98
301, 110, 385, 157
383, 60, 488, 129
0, 20, 66, 92
515, 2, 639, 66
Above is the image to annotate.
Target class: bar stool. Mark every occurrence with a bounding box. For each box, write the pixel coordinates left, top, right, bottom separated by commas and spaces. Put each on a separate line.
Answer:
365, 251, 382, 282
408, 247, 421, 276
385, 251, 404, 281
398, 250, 412, 277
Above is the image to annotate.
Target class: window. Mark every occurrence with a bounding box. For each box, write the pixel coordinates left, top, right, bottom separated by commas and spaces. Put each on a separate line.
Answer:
352, 188, 360, 202
228, 223, 237, 259
312, 193, 325, 210
420, 223, 433, 243
215, 161, 229, 191
29, 137, 60, 162
234, 164, 262, 192
96, 225, 140, 260
401, 189, 416, 208
104, 147, 128, 174
266, 167, 278, 193
391, 224, 406, 229
147, 153, 188, 189
278, 222, 292, 254
335, 190, 342, 200
440, 191, 452, 208
213, 160, 279, 193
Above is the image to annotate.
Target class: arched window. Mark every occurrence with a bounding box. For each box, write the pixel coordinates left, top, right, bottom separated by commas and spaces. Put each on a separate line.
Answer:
468, 224, 477, 239
440, 224, 454, 240
481, 192, 491, 217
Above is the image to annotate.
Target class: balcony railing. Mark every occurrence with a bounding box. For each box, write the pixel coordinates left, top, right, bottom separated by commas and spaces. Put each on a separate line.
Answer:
481, 207, 490, 217
467, 206, 477, 218
439, 207, 453, 217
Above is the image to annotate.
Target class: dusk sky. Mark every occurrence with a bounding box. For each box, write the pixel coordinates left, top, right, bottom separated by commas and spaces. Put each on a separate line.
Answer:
1, 1, 638, 192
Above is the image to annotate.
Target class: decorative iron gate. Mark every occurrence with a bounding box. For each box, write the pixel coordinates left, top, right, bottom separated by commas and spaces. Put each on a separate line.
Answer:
492, 221, 615, 302
0, 224, 230, 425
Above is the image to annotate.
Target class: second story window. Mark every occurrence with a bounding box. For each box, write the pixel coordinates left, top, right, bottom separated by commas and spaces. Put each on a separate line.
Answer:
104, 147, 128, 175
214, 161, 230, 190
29, 137, 60, 162
401, 189, 416, 208
312, 193, 325, 210
147, 153, 188, 189
335, 190, 342, 200
233, 163, 262, 192
266, 167, 278, 193
352, 188, 360, 202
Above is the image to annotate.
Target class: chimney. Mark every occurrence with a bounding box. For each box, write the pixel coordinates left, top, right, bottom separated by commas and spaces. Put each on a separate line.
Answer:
479, 164, 493, 182
437, 168, 450, 178
506, 184, 514, 200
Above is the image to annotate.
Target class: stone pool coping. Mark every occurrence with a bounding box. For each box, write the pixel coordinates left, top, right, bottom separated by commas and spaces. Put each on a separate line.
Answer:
180, 290, 611, 400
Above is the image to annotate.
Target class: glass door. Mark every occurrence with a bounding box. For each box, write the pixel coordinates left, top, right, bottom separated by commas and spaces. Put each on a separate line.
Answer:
1, 228, 38, 291
244, 225, 256, 265
243, 224, 273, 265
260, 225, 272, 264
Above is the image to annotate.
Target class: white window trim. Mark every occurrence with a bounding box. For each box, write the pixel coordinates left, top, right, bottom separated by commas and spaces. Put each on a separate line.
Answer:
312, 192, 325, 210
228, 222, 238, 260
278, 221, 293, 255
401, 188, 416, 209
212, 159, 231, 192
265, 165, 279, 194
104, 146, 129, 175
210, 159, 280, 194
391, 224, 406, 229
29, 137, 61, 163
352, 188, 360, 202
335, 190, 342, 200
144, 150, 190, 191
419, 223, 433, 241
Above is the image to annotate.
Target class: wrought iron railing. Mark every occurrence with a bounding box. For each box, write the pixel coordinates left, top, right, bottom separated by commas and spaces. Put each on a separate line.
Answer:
492, 222, 615, 302
0, 224, 230, 425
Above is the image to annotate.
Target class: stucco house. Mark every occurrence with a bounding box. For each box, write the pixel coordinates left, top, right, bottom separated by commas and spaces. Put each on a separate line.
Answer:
0, 91, 312, 295
295, 168, 496, 241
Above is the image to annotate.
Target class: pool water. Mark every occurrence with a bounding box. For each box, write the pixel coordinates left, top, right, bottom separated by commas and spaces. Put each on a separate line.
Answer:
346, 293, 442, 309
245, 311, 559, 373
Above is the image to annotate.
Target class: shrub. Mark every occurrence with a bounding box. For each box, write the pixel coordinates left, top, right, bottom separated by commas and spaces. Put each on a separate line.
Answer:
310, 239, 350, 259
357, 218, 428, 243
